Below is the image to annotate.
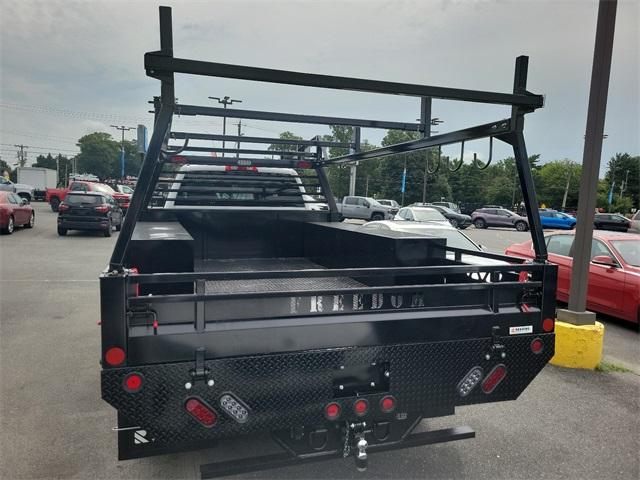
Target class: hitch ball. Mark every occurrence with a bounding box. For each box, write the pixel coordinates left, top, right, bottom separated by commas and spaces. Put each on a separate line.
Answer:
355, 437, 368, 472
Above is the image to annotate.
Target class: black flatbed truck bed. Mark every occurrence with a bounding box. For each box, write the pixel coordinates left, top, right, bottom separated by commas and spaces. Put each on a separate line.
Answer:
100, 7, 556, 477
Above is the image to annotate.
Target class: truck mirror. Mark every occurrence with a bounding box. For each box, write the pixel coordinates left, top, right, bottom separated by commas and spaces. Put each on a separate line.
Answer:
363, 201, 370, 208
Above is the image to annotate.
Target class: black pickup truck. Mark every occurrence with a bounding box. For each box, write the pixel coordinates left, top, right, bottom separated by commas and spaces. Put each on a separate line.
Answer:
100, 7, 556, 478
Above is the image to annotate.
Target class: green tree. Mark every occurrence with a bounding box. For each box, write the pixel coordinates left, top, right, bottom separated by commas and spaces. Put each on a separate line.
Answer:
268, 131, 304, 157
602, 153, 639, 212
75, 132, 120, 179
535, 159, 581, 210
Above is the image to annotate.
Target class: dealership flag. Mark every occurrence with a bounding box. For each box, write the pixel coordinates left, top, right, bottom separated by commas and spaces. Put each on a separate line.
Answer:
607, 181, 615, 204
401, 167, 407, 193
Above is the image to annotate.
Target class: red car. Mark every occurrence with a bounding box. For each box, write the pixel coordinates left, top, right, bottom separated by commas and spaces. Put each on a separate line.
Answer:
46, 181, 131, 212
506, 231, 639, 324
0, 191, 35, 234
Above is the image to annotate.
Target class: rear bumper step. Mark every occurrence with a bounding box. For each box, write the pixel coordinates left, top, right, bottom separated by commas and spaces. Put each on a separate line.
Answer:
200, 426, 475, 478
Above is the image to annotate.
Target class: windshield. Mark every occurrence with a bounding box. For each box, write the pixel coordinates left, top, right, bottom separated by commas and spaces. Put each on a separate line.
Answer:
611, 239, 639, 266
413, 209, 446, 222
437, 206, 457, 214
93, 184, 115, 194
65, 194, 102, 205
401, 227, 479, 250
118, 185, 134, 194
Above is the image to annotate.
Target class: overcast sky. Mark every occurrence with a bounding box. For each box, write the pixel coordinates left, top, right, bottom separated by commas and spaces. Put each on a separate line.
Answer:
1, 0, 638, 175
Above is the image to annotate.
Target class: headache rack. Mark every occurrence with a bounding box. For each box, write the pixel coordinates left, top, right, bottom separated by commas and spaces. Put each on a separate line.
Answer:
107, 4, 551, 312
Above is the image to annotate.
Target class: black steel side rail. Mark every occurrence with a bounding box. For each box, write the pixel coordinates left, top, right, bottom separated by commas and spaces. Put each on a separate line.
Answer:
146, 47, 544, 108
167, 155, 312, 168
128, 281, 542, 305
322, 118, 510, 165
199, 426, 475, 479
175, 104, 423, 131
170, 131, 351, 148
173, 145, 315, 157
129, 262, 539, 284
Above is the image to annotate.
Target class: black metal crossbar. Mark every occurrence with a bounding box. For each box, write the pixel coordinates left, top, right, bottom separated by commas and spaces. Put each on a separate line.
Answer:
176, 104, 423, 131
129, 280, 541, 305
146, 53, 544, 109
322, 119, 510, 165
129, 262, 538, 285
170, 131, 351, 148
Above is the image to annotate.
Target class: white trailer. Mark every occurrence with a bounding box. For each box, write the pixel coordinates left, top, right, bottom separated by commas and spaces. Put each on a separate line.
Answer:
17, 167, 57, 201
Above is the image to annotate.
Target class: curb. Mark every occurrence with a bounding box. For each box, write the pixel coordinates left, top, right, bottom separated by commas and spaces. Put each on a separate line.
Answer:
550, 320, 604, 370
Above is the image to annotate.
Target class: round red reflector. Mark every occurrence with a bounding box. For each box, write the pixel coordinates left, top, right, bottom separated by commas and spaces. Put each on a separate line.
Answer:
123, 373, 143, 392
380, 396, 396, 413
325, 402, 341, 420
542, 318, 554, 332
531, 338, 544, 354
354, 399, 368, 416
105, 347, 125, 366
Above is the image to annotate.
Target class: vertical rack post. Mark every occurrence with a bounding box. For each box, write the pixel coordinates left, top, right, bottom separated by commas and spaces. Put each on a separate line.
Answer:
420, 97, 432, 203
505, 56, 547, 263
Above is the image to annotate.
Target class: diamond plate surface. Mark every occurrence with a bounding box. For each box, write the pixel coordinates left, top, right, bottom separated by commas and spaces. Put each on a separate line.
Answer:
103, 334, 553, 451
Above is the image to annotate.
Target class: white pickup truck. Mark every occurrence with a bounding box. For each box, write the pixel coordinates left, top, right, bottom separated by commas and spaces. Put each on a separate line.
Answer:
0, 177, 35, 202
336, 195, 398, 221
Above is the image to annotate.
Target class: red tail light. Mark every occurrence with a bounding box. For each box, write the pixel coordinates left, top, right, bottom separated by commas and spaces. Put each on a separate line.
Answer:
380, 396, 396, 413
482, 364, 506, 394
542, 318, 554, 332
172, 155, 187, 164
296, 161, 312, 169
94, 205, 109, 213
531, 338, 544, 354
185, 397, 217, 427
58, 204, 70, 213
123, 372, 144, 393
354, 399, 368, 416
324, 402, 341, 421
104, 346, 125, 366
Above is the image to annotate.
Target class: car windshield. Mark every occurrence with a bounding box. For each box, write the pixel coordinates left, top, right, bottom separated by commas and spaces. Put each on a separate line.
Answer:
413, 209, 446, 222
65, 194, 103, 205
402, 227, 479, 251
437, 206, 457, 214
118, 185, 134, 194
93, 184, 116, 194
610, 239, 639, 267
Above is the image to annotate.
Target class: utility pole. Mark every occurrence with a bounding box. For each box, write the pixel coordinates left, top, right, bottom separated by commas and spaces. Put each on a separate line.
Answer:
561, 166, 573, 210
348, 127, 361, 196
234, 121, 244, 158
14, 144, 28, 167
208, 96, 242, 157
110, 125, 135, 178
365, 175, 370, 197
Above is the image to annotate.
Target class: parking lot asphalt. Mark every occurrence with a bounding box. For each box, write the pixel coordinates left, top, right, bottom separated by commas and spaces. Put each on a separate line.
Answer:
1, 203, 638, 480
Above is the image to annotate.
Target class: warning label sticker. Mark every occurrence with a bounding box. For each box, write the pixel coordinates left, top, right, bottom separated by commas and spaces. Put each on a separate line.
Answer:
509, 325, 533, 335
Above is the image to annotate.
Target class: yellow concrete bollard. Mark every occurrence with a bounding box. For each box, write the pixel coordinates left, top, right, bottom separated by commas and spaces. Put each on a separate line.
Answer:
550, 320, 604, 370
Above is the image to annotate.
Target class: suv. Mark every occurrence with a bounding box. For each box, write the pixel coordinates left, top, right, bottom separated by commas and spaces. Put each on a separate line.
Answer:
594, 213, 631, 232
471, 208, 529, 231
57, 192, 123, 237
